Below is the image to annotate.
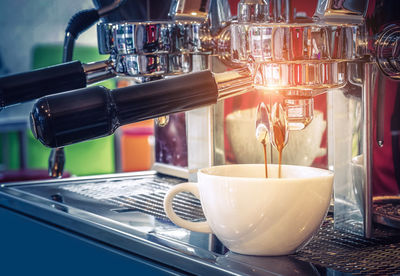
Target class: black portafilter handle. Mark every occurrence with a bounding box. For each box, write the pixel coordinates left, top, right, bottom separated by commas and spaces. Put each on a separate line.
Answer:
30, 70, 219, 148
0, 61, 87, 109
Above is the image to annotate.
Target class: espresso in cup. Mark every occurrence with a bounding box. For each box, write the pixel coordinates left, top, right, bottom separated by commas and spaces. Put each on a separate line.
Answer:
163, 164, 333, 256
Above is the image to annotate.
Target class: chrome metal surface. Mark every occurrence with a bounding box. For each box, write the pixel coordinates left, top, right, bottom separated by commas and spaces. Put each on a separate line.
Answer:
331, 72, 365, 235
363, 62, 375, 238
59, 175, 204, 221
215, 67, 253, 100
186, 106, 215, 182
152, 163, 190, 179
169, 0, 231, 35
2, 174, 400, 274
331, 62, 377, 237
97, 22, 114, 54
83, 59, 116, 84
237, 0, 270, 23
331, 87, 363, 234
375, 24, 400, 80
84, 0, 400, 243
230, 21, 363, 92
48, 147, 65, 179
208, 0, 231, 35
273, 0, 283, 22
296, 217, 400, 275
231, 22, 365, 62
224, 0, 400, 241
97, 21, 212, 55
97, 21, 213, 77
186, 54, 215, 182
313, 0, 368, 23
284, 0, 293, 23
0, 172, 312, 275
373, 196, 400, 229
169, 0, 211, 22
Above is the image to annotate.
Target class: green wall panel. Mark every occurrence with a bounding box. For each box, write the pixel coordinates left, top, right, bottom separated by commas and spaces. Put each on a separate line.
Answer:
27, 131, 115, 176
29, 44, 116, 176
0, 132, 20, 170
1, 44, 116, 176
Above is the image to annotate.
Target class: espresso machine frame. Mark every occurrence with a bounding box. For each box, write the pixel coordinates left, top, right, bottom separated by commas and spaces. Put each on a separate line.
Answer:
150, 0, 400, 238
1, 0, 400, 274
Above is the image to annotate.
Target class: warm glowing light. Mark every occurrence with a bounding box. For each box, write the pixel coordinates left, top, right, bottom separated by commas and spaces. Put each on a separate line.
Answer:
191, 12, 197, 16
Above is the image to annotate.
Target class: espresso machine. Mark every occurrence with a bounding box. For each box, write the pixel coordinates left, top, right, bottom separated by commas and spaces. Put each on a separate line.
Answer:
154, 0, 400, 239
1, 0, 400, 274
27, 0, 400, 237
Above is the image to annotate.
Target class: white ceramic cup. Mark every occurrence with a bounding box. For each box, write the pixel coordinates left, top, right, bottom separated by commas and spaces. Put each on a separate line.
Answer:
163, 164, 333, 256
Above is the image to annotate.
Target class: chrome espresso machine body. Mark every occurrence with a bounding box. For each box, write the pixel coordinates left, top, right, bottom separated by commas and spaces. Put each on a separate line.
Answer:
151, 0, 400, 239
1, 0, 400, 274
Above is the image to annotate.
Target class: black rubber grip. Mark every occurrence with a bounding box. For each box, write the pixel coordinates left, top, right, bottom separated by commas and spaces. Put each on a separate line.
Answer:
30, 71, 219, 148
113, 70, 219, 125
0, 61, 87, 108
31, 86, 112, 148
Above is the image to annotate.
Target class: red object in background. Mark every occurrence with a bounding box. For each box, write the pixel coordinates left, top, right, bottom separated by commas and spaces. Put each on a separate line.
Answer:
229, 0, 239, 15
373, 80, 400, 196
294, 1, 317, 16
292, 27, 305, 60
0, 169, 70, 183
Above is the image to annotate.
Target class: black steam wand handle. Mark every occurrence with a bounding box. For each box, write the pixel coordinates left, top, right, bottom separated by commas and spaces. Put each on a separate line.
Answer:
0, 61, 87, 109
30, 70, 219, 148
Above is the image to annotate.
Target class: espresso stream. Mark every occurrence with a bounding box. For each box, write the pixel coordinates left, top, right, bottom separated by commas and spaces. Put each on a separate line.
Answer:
262, 140, 268, 178
261, 120, 285, 179
256, 102, 270, 178
256, 102, 288, 179
272, 120, 285, 178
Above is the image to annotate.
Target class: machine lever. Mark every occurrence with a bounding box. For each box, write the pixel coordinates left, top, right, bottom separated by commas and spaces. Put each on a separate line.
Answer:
0, 61, 87, 110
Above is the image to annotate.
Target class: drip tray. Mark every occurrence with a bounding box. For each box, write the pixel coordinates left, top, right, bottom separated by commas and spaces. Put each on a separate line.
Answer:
298, 217, 400, 275
61, 177, 204, 222
373, 196, 400, 229
11, 173, 400, 275
16, 173, 205, 231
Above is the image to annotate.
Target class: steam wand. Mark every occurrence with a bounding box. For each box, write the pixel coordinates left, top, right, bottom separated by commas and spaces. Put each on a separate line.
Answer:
0, 2, 124, 111
48, 0, 126, 178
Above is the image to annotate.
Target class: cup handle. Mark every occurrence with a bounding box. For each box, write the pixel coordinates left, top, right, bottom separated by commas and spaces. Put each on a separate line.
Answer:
163, 182, 212, 233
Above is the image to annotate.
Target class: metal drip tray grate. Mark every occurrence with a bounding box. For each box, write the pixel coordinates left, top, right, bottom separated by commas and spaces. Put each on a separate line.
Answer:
60, 176, 400, 275
61, 176, 205, 221
373, 196, 400, 229
296, 217, 400, 275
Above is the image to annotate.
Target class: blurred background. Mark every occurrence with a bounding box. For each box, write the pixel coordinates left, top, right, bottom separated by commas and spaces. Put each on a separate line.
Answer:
0, 0, 154, 181
0, 0, 316, 182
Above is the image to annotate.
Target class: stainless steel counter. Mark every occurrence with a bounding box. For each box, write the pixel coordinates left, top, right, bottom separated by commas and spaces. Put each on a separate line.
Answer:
1, 172, 399, 275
